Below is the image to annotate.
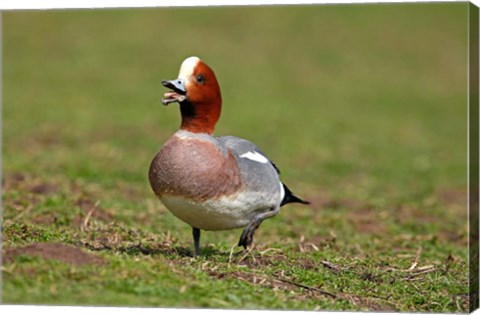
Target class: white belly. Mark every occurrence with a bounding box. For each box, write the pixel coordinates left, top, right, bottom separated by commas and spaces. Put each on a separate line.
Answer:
160, 191, 281, 231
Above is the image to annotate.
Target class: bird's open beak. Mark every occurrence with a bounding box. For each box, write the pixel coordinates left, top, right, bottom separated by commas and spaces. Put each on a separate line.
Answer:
161, 79, 187, 105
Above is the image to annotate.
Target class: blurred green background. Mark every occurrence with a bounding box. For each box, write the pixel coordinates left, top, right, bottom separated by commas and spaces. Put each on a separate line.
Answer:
2, 3, 470, 311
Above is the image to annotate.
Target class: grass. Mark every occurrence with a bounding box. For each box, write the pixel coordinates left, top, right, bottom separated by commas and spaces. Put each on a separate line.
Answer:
1, 3, 471, 312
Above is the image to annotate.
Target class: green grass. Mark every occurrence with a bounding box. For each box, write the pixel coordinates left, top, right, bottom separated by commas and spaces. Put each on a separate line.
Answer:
1, 3, 470, 312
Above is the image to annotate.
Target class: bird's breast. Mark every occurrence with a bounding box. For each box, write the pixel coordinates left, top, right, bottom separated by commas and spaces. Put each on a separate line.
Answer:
148, 135, 243, 202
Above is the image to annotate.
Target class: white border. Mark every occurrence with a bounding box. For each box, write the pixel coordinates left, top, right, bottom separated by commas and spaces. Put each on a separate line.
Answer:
0, 1, 477, 315
0, 0, 478, 10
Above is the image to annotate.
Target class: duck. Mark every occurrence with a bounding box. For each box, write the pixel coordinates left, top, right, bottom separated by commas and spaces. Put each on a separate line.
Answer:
149, 56, 309, 256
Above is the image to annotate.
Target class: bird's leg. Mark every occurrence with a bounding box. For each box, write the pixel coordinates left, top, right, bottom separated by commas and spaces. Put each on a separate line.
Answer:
192, 227, 201, 257
238, 208, 279, 249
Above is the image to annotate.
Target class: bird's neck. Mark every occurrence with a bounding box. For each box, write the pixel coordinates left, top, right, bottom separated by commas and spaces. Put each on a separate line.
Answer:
180, 101, 221, 135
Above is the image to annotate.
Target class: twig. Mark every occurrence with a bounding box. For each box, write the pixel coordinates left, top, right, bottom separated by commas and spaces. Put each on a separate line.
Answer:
239, 245, 255, 263
408, 247, 422, 270
321, 260, 343, 273
258, 247, 282, 256
82, 200, 100, 230
355, 244, 364, 256
13, 204, 33, 221
228, 245, 236, 264
217, 268, 340, 301
307, 242, 319, 251
82, 240, 112, 251
403, 266, 436, 280
275, 277, 337, 299
298, 235, 305, 253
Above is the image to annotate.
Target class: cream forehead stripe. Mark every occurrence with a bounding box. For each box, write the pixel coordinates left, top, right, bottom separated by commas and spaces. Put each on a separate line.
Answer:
178, 56, 200, 80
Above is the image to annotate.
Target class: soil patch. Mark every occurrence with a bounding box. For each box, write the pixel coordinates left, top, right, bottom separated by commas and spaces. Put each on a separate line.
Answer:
298, 234, 337, 252
234, 252, 287, 268
437, 188, 467, 206
115, 182, 145, 201
339, 294, 396, 312
206, 269, 347, 302
30, 214, 57, 226
2, 171, 27, 189
28, 183, 59, 195
305, 193, 367, 211
348, 207, 386, 235
393, 205, 437, 225
207, 269, 303, 292
71, 197, 115, 227
305, 193, 332, 208
2, 172, 59, 195
327, 198, 366, 210
3, 242, 104, 266
2, 172, 59, 216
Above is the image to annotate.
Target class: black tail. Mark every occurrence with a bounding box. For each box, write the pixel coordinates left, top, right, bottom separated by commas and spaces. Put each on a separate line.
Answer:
280, 183, 310, 207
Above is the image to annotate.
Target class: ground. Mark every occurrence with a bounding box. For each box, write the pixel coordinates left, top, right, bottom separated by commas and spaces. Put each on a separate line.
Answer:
1, 3, 471, 312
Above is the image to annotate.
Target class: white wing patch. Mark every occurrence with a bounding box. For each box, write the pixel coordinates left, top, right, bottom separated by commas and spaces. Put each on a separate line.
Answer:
239, 151, 269, 164
279, 182, 285, 202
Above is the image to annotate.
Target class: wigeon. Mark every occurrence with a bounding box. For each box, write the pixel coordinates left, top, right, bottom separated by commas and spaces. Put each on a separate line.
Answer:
149, 56, 309, 256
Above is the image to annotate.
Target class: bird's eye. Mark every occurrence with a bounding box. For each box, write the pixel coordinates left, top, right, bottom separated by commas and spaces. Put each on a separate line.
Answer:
196, 74, 205, 84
